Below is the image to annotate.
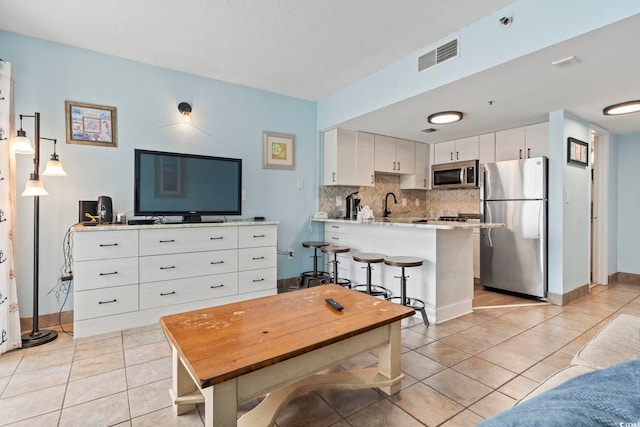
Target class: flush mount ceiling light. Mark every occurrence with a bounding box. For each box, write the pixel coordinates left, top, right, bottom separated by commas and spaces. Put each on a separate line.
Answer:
602, 100, 640, 116
427, 111, 463, 125
177, 102, 192, 122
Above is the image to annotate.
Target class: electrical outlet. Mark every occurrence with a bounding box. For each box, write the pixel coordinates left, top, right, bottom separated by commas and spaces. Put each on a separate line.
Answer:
415, 198, 420, 206
288, 248, 294, 259
402, 198, 407, 207
335, 196, 342, 206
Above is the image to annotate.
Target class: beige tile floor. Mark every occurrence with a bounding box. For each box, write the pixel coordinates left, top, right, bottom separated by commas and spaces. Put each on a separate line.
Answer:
1, 281, 639, 426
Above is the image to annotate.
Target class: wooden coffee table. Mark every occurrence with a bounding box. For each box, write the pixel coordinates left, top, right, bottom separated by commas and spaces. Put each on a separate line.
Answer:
160, 284, 414, 426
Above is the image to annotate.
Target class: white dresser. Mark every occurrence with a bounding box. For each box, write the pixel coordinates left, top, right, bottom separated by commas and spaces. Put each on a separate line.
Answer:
72, 221, 278, 338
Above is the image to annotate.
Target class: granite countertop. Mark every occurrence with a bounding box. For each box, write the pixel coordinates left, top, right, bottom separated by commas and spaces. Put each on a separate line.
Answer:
313, 217, 503, 230
73, 220, 279, 231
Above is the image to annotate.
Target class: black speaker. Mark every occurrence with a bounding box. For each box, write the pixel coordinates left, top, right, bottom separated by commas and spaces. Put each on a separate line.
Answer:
97, 196, 113, 224
78, 200, 98, 223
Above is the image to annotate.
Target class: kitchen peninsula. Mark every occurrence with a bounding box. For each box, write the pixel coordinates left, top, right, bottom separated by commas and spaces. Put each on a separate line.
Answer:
313, 218, 502, 324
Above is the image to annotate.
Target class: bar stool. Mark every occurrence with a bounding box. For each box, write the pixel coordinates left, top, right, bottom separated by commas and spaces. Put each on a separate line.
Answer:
351, 253, 391, 298
384, 256, 429, 326
320, 244, 352, 288
299, 241, 330, 288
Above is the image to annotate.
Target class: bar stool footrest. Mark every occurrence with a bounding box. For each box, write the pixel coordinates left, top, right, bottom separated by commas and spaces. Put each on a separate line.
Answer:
352, 284, 392, 299
319, 278, 352, 288
386, 296, 429, 326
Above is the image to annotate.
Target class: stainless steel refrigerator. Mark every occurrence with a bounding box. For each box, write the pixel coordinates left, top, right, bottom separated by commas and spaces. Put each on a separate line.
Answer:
479, 157, 548, 299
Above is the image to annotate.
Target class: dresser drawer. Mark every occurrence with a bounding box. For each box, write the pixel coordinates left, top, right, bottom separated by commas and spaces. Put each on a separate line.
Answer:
139, 226, 238, 256
139, 272, 238, 310
74, 230, 138, 261
139, 249, 238, 283
74, 257, 138, 291
324, 231, 349, 245
238, 247, 276, 271
238, 225, 277, 248
239, 267, 276, 293
74, 284, 139, 321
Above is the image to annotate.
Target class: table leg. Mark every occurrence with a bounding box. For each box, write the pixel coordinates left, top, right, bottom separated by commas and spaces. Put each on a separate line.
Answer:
172, 346, 198, 415
376, 320, 402, 395
203, 379, 238, 426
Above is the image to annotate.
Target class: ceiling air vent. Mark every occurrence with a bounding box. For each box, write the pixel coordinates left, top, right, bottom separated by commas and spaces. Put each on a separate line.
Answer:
417, 38, 459, 72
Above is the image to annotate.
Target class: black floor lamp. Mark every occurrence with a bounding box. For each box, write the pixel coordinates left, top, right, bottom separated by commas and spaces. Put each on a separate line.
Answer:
13, 112, 67, 348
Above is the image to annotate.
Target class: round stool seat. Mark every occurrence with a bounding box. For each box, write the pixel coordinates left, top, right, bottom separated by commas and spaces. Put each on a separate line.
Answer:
352, 252, 385, 264
321, 244, 351, 254
303, 241, 329, 249
384, 256, 423, 268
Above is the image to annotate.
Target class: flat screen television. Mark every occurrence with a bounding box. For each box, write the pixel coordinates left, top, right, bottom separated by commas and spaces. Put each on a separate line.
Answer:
134, 149, 242, 222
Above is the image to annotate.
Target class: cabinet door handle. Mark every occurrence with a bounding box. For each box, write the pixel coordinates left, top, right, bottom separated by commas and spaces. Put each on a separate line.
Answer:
450, 152, 453, 161
210, 236, 224, 240
519, 149, 523, 159
252, 256, 265, 260
99, 243, 118, 247
210, 260, 224, 265
99, 271, 118, 276
252, 278, 265, 283
160, 291, 176, 296
456, 151, 459, 160
397, 162, 401, 171
98, 299, 117, 305
393, 161, 396, 171
371, 174, 374, 184
211, 284, 225, 289
423, 178, 426, 187
332, 172, 336, 182
253, 234, 266, 238
159, 239, 175, 243
527, 148, 531, 158
160, 266, 176, 270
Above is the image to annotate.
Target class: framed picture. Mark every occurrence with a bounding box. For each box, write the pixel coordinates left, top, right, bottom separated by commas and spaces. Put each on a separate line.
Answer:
65, 100, 117, 147
262, 131, 295, 170
154, 155, 185, 198
567, 137, 589, 166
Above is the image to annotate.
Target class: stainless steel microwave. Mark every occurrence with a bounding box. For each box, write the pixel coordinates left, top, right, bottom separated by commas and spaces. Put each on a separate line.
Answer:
432, 160, 479, 189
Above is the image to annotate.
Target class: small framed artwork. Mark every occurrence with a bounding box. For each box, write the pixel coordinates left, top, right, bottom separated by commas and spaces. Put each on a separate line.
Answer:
262, 131, 295, 170
567, 137, 589, 166
65, 100, 117, 147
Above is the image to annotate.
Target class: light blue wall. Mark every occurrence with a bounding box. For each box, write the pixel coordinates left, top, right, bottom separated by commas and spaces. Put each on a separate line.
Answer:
1, 31, 321, 317
617, 133, 640, 274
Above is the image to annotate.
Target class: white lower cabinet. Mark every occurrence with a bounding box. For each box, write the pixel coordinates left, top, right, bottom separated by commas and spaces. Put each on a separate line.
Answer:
73, 222, 278, 338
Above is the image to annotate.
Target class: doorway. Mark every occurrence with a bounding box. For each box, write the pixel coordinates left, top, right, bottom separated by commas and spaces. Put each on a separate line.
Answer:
589, 126, 610, 288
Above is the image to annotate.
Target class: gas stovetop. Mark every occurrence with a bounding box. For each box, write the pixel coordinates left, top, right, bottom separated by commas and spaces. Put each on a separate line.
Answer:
438, 214, 481, 223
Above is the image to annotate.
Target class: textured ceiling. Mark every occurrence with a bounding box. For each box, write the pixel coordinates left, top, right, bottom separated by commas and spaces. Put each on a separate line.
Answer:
0, 0, 516, 101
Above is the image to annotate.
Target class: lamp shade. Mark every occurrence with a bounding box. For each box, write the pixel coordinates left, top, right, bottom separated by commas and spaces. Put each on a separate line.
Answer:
43, 157, 67, 176
13, 130, 35, 154
22, 178, 49, 196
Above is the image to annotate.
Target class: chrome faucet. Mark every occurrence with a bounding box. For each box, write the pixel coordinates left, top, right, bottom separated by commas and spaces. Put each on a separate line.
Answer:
383, 192, 398, 218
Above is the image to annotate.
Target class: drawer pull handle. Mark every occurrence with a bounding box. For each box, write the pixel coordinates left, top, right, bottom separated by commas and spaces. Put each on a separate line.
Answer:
331, 225, 339, 228
98, 299, 117, 305
160, 266, 176, 270
252, 278, 265, 283
210, 236, 224, 240
160, 291, 176, 296
210, 261, 224, 265
253, 234, 266, 238
99, 243, 118, 247
331, 237, 339, 240
99, 271, 118, 276
159, 239, 175, 243
252, 256, 265, 260
211, 284, 225, 289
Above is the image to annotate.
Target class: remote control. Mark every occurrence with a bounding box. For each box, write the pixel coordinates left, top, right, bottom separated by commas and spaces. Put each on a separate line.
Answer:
325, 298, 344, 311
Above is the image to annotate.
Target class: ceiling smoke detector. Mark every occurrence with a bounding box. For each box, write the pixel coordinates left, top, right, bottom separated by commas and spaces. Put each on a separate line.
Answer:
499, 16, 512, 28
421, 128, 439, 133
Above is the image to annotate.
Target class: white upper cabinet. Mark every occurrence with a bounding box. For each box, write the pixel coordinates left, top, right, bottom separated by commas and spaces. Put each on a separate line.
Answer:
433, 136, 479, 164
355, 131, 375, 186
478, 132, 496, 164
400, 142, 429, 190
374, 135, 415, 174
323, 128, 356, 185
495, 122, 548, 161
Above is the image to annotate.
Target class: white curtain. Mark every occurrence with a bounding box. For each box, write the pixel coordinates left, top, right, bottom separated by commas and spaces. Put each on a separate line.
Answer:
0, 61, 22, 353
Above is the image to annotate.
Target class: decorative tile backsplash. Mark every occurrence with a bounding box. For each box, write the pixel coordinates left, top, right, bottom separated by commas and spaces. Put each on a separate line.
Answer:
319, 173, 480, 218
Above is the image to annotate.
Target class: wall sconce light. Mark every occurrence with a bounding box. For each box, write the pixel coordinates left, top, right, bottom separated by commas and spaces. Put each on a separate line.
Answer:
427, 111, 464, 125
13, 112, 67, 347
178, 102, 192, 122
602, 100, 640, 116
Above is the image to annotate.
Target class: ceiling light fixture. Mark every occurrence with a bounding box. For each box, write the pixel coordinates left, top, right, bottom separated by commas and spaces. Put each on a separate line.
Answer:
178, 102, 192, 122
427, 111, 463, 125
602, 100, 640, 116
